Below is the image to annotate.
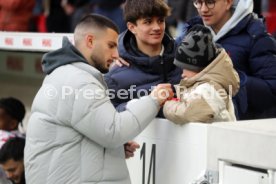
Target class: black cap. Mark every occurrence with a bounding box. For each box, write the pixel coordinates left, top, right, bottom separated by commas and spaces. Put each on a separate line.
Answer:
174, 24, 218, 72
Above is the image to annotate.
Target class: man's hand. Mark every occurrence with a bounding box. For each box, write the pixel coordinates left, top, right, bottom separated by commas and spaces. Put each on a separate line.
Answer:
150, 83, 174, 106
124, 141, 140, 159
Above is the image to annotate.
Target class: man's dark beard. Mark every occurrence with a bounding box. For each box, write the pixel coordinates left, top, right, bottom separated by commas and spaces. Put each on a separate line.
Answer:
90, 55, 109, 74
94, 62, 109, 74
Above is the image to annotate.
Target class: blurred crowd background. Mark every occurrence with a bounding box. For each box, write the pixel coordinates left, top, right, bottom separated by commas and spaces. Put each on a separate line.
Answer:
0, 0, 276, 37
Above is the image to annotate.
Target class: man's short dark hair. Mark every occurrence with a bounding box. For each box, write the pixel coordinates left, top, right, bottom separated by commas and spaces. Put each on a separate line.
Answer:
74, 14, 120, 47
0, 137, 25, 164
75, 14, 119, 35
124, 0, 171, 24
0, 97, 25, 124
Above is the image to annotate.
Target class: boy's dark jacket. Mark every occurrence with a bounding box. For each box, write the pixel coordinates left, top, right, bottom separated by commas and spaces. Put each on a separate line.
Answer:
105, 30, 182, 116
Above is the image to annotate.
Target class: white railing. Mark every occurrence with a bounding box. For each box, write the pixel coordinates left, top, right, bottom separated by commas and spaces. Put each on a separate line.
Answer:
127, 118, 276, 184
0, 31, 73, 52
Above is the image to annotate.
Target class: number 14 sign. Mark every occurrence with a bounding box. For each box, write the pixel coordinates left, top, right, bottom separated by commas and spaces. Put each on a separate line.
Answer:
126, 119, 208, 184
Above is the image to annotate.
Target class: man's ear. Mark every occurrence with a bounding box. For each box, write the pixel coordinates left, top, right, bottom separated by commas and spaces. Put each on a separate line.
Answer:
127, 22, 136, 35
86, 34, 94, 48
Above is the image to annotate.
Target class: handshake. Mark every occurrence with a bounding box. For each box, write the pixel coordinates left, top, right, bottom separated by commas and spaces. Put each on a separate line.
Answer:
150, 83, 174, 106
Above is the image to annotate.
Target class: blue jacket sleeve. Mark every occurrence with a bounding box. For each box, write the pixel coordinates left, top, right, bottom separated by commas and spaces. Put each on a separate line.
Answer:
246, 34, 276, 111
104, 71, 128, 111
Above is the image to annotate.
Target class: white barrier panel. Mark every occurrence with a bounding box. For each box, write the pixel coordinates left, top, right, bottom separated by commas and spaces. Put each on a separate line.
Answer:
127, 119, 208, 184
207, 119, 276, 184
0, 32, 73, 52
0, 32, 73, 78
208, 118, 276, 172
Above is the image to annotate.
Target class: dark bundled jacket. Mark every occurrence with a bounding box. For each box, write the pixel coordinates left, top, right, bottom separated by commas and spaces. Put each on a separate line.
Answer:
105, 30, 182, 115
176, 13, 276, 119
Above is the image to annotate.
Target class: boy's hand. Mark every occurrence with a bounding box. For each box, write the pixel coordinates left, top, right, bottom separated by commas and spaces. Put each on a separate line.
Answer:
150, 83, 174, 106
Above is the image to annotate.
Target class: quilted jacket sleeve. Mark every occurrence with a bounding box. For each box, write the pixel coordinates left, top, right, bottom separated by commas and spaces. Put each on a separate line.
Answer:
163, 97, 215, 124
163, 83, 233, 124
70, 83, 159, 148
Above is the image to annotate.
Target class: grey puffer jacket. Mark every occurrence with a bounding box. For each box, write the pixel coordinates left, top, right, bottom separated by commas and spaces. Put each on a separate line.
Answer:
24, 37, 159, 184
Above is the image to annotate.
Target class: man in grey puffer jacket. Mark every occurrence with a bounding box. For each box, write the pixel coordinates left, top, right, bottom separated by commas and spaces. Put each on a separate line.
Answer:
24, 14, 173, 184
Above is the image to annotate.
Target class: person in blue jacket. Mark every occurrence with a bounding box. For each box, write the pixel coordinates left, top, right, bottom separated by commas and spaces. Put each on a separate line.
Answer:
92, 0, 126, 33
105, 0, 182, 117
176, 0, 276, 119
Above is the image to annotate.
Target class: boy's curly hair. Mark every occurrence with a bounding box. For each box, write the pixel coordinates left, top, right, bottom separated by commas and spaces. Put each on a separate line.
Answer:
124, 0, 171, 24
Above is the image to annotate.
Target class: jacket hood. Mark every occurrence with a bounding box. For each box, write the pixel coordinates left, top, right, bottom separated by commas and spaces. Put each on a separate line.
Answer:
118, 30, 176, 73
208, 0, 253, 41
181, 49, 240, 96
42, 37, 88, 74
